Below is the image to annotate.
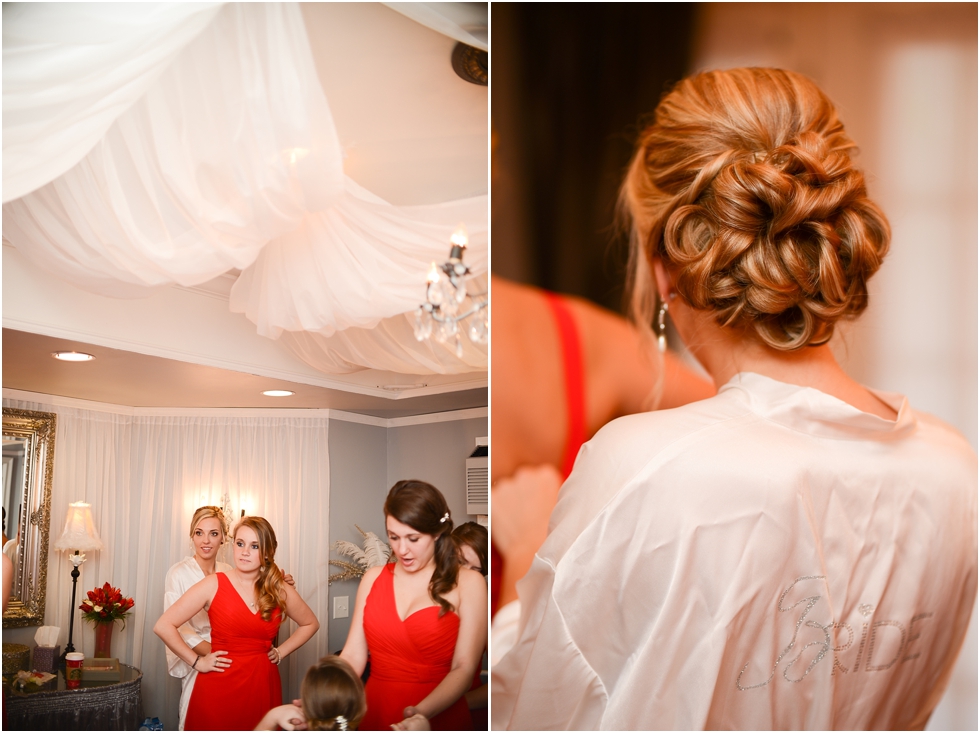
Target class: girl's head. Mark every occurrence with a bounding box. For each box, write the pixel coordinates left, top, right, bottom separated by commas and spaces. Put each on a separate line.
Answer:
301, 656, 366, 731
234, 516, 285, 621
384, 480, 460, 614
622, 67, 890, 352
189, 506, 228, 561
452, 521, 488, 576
234, 516, 277, 571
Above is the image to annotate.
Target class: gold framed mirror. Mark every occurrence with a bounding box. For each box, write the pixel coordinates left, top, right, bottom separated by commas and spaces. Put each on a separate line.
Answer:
3, 408, 56, 627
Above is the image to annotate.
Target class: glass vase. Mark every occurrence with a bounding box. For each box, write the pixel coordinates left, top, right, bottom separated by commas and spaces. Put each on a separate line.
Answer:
94, 621, 114, 658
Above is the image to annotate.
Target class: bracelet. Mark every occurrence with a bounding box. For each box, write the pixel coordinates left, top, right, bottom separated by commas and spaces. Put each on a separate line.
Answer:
272, 647, 281, 666
191, 656, 200, 670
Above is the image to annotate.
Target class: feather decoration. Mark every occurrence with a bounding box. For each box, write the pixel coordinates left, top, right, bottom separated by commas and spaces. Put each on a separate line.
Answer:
329, 525, 391, 585
357, 524, 392, 567
333, 540, 367, 566
328, 560, 364, 584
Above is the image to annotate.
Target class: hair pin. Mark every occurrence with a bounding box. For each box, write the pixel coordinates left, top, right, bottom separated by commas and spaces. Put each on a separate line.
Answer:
335, 715, 348, 731
439, 512, 450, 523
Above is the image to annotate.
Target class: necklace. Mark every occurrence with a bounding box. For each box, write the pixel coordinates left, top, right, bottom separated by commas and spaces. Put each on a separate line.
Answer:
232, 571, 258, 610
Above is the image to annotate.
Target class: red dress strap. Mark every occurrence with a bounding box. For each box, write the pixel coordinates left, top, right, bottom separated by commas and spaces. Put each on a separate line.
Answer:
491, 292, 588, 619
544, 292, 587, 479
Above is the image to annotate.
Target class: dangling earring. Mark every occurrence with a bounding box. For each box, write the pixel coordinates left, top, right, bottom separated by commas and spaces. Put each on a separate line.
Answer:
657, 299, 669, 354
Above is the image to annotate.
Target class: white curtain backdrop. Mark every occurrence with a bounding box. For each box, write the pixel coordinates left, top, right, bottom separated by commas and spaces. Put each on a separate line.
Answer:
1, 2, 488, 374
4, 396, 332, 731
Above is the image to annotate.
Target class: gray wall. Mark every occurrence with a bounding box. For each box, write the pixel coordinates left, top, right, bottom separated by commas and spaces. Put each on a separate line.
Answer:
386, 417, 488, 526
327, 419, 388, 649
326, 414, 487, 651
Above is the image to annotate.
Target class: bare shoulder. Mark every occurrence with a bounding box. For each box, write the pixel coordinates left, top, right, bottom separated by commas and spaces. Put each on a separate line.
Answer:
562, 294, 646, 356
197, 572, 220, 593
457, 567, 488, 597
184, 572, 220, 607
360, 564, 385, 589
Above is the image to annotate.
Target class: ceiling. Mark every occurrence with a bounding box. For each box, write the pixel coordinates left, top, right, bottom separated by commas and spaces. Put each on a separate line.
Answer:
2, 329, 487, 418
1, 4, 488, 419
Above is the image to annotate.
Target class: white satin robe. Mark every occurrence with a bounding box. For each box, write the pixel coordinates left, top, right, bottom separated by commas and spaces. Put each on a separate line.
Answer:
163, 556, 232, 730
491, 373, 977, 730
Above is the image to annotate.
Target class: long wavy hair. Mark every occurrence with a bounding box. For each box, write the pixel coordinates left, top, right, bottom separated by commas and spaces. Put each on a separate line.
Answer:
384, 480, 460, 616
452, 521, 488, 577
235, 516, 286, 622
621, 67, 890, 352
301, 656, 367, 731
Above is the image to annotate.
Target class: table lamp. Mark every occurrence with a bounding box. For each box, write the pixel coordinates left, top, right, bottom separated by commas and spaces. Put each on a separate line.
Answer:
53, 501, 104, 656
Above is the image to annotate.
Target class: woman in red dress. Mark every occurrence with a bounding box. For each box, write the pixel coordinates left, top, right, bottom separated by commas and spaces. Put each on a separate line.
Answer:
341, 481, 488, 731
154, 516, 319, 731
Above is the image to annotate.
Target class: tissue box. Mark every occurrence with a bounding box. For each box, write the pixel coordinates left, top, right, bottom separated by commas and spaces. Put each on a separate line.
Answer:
82, 657, 121, 682
33, 645, 60, 674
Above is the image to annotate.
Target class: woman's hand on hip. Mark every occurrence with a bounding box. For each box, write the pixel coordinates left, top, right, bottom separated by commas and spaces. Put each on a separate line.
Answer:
196, 649, 231, 673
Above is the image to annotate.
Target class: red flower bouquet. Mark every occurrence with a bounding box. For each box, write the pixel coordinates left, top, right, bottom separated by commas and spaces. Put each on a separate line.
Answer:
80, 582, 135, 627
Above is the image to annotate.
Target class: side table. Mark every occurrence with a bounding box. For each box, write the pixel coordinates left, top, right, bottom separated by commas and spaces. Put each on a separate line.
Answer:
4, 663, 143, 730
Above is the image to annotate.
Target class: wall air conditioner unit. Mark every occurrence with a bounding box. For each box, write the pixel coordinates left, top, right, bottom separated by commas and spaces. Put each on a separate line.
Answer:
466, 439, 488, 516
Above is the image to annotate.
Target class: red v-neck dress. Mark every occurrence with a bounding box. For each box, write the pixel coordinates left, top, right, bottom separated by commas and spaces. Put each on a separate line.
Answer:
360, 563, 472, 730
184, 572, 283, 731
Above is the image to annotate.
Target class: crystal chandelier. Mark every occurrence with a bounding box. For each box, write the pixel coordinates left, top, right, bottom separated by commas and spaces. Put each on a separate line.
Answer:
413, 225, 488, 358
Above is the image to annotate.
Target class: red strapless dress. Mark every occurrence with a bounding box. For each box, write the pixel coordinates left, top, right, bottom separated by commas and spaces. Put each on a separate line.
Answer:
361, 563, 472, 731
184, 573, 282, 731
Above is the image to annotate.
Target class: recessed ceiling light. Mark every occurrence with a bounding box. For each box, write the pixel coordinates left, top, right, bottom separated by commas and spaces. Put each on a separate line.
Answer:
52, 351, 95, 362
262, 390, 294, 397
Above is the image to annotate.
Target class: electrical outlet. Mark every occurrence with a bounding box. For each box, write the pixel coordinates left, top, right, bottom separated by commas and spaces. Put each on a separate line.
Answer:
333, 595, 349, 619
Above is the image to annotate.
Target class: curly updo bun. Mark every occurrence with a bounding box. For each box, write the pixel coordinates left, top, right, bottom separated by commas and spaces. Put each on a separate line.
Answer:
623, 67, 890, 350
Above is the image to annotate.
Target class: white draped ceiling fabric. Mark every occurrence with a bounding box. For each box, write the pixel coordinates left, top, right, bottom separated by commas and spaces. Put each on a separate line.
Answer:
2, 2, 488, 375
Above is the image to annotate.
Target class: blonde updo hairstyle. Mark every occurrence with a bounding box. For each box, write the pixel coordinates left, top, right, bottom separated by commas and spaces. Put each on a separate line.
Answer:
622, 67, 890, 351
235, 516, 286, 623
189, 505, 229, 543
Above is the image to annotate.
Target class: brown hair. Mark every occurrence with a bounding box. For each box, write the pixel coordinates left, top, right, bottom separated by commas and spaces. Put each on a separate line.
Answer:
189, 506, 228, 543
301, 656, 366, 731
234, 516, 286, 622
384, 480, 460, 615
452, 521, 488, 577
622, 67, 890, 351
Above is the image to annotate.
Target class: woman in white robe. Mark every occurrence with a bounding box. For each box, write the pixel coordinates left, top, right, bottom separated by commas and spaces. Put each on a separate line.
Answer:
163, 506, 232, 730
491, 68, 978, 729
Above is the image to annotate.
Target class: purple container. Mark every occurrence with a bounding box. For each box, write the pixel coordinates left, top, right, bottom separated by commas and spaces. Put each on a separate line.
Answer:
33, 645, 60, 674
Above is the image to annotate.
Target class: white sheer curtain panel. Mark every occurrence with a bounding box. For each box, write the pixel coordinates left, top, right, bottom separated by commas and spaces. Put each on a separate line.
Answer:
2, 3, 224, 204
4, 396, 332, 732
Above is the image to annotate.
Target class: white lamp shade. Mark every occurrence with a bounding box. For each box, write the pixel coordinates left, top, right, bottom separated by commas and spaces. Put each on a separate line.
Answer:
53, 501, 104, 552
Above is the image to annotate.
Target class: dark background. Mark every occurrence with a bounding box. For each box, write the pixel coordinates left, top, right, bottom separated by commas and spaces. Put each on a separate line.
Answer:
492, 3, 698, 314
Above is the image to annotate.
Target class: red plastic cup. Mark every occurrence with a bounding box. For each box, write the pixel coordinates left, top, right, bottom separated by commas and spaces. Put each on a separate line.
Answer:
65, 652, 85, 689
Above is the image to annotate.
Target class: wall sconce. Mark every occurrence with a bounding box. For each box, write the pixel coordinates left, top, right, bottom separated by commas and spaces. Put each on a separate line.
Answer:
53, 501, 104, 656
